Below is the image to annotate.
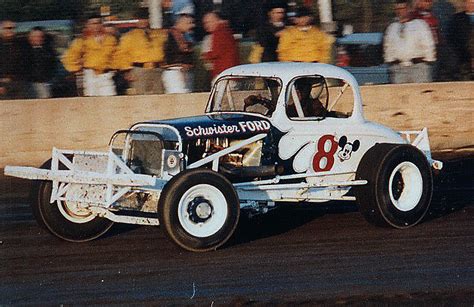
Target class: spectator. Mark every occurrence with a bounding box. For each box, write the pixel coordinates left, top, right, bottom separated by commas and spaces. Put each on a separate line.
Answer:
447, 0, 474, 81
162, 0, 196, 29
192, 0, 214, 41
220, 0, 264, 37
277, 7, 334, 63
201, 11, 240, 79
102, 18, 129, 95
413, 0, 444, 80
384, 0, 436, 84
24, 27, 56, 99
62, 16, 117, 96
114, 9, 167, 95
413, 0, 440, 44
257, 1, 287, 62
163, 14, 195, 93
162, 0, 175, 29
103, 17, 120, 39
0, 19, 28, 99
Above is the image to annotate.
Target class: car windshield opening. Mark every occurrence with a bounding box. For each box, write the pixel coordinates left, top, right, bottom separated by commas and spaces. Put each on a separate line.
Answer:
209, 76, 282, 117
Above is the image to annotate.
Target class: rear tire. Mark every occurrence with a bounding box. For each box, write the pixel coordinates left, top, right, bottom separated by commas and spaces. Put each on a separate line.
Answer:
159, 169, 240, 252
31, 158, 113, 242
355, 144, 433, 229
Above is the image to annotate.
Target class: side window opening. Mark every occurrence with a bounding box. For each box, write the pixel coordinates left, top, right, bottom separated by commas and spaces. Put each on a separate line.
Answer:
286, 76, 353, 120
286, 76, 329, 120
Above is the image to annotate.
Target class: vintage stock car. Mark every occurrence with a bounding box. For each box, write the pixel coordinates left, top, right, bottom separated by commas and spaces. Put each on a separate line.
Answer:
5, 63, 443, 252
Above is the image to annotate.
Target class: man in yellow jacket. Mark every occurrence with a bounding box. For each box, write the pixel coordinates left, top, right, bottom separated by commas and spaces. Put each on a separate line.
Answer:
114, 9, 167, 95
277, 7, 334, 63
62, 16, 117, 96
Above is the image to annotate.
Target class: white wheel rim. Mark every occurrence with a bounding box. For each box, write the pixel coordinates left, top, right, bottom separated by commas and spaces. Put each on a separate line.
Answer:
388, 161, 423, 212
178, 184, 228, 238
57, 201, 95, 224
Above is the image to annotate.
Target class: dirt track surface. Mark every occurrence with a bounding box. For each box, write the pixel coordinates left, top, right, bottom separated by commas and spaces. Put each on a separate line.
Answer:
1, 158, 473, 305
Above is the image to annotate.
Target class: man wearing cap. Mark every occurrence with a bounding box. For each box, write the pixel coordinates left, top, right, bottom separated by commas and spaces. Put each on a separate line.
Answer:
277, 7, 334, 63
114, 9, 167, 95
257, 2, 287, 62
384, 0, 435, 83
62, 15, 117, 96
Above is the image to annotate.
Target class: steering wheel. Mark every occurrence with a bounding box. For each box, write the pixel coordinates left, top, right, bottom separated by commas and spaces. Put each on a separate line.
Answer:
243, 95, 275, 115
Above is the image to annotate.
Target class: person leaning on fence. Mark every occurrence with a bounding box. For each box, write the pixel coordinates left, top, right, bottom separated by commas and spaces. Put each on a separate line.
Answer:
277, 7, 334, 63
163, 14, 195, 94
62, 15, 117, 96
113, 9, 167, 95
384, 0, 436, 84
0, 20, 29, 99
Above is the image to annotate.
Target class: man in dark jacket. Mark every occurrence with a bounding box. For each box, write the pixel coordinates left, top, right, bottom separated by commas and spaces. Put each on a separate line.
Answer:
0, 20, 28, 99
447, 0, 474, 80
24, 27, 57, 98
257, 2, 286, 62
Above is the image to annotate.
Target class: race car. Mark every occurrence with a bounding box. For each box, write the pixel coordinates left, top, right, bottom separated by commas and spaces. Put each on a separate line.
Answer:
5, 63, 443, 252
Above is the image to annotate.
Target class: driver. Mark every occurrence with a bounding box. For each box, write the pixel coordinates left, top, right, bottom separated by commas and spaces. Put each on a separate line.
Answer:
287, 78, 325, 118
243, 79, 280, 116
244, 94, 275, 114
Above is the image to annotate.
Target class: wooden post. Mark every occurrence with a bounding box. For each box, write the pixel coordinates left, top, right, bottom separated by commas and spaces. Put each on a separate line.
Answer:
318, 0, 336, 32
149, 0, 162, 29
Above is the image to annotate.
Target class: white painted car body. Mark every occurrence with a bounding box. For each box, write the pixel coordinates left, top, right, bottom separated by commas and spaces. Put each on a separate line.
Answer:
5, 63, 442, 228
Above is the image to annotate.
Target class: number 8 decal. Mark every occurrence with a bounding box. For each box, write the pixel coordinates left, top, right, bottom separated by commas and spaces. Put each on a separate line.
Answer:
312, 135, 338, 172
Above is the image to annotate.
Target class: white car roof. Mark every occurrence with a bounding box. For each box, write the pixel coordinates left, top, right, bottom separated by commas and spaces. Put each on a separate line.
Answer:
215, 63, 365, 122
216, 62, 360, 86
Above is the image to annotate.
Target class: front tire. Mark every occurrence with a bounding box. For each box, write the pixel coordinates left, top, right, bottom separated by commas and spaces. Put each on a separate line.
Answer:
31, 159, 113, 242
159, 169, 240, 252
355, 144, 433, 229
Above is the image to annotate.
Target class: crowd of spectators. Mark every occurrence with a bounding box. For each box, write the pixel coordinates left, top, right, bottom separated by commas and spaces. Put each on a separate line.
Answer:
0, 0, 472, 99
0, 22, 57, 99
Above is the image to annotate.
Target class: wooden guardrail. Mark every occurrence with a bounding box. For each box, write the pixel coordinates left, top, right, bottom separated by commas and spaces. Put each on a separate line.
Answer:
0, 81, 473, 195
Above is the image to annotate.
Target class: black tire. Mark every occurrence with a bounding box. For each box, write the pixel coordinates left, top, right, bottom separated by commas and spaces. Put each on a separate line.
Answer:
30, 159, 114, 242
355, 143, 433, 229
30, 158, 56, 229
159, 169, 240, 252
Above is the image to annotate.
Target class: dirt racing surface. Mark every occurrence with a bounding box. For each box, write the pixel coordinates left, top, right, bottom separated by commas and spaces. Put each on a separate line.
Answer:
1, 157, 473, 305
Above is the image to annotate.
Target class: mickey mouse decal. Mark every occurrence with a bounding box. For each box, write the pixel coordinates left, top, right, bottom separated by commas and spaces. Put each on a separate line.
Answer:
337, 136, 360, 161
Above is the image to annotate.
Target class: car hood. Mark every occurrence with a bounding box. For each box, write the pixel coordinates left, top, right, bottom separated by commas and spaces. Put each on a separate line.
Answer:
144, 113, 272, 140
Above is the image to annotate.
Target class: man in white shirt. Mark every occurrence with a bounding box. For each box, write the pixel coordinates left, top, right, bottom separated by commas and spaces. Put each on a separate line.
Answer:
384, 0, 436, 83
